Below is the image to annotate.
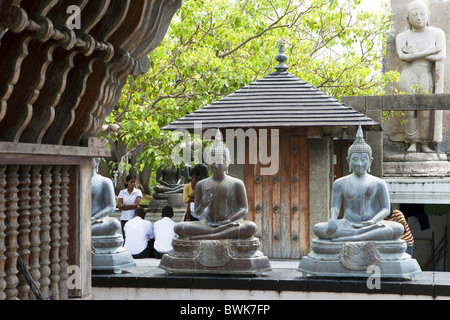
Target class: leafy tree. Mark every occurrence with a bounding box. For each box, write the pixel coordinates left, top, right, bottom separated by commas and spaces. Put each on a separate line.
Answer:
101, 0, 398, 192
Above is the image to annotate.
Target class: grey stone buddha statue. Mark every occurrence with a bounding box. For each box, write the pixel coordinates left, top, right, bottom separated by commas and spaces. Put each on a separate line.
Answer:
159, 129, 270, 275
91, 158, 121, 236
298, 126, 421, 278
174, 129, 256, 240
153, 165, 184, 193
313, 126, 404, 241
91, 158, 135, 273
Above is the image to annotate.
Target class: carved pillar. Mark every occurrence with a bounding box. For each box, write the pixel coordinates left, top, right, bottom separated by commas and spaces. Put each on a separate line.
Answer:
5, 165, 19, 299
17, 165, 31, 300
58, 166, 70, 300
0, 165, 6, 300
29, 166, 42, 299
49, 165, 61, 300
39, 165, 52, 299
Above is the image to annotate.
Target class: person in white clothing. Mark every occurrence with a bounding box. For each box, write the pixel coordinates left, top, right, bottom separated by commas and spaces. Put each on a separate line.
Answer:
153, 205, 177, 259
124, 208, 154, 258
117, 174, 142, 242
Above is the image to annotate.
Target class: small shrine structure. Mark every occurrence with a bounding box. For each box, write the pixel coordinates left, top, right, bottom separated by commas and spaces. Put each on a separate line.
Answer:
163, 42, 381, 259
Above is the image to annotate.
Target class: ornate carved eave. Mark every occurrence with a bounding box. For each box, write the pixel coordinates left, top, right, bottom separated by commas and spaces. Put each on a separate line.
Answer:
0, 0, 181, 300
0, 0, 181, 146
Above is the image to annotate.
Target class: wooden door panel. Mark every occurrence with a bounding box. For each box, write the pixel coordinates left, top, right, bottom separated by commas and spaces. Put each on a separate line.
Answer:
244, 132, 309, 259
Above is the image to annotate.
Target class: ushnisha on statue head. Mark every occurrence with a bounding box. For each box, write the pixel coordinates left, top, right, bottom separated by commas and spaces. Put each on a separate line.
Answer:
206, 129, 231, 171
346, 125, 373, 174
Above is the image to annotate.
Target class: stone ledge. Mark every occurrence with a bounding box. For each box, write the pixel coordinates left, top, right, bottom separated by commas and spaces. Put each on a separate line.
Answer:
386, 177, 450, 204
92, 264, 450, 298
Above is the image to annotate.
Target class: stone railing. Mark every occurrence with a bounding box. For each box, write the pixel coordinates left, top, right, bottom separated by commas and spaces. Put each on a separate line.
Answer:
341, 94, 450, 178
0, 164, 71, 300
0, 140, 109, 300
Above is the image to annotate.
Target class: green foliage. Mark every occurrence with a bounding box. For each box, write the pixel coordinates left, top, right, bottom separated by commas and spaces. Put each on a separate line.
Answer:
101, 0, 398, 191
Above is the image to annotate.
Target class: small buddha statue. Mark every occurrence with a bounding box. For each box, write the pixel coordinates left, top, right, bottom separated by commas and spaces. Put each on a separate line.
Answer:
91, 158, 121, 237
91, 158, 135, 272
153, 165, 184, 194
174, 129, 257, 240
313, 125, 404, 241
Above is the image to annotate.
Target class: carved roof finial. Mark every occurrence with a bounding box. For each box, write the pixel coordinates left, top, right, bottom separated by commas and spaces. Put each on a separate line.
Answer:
275, 38, 288, 72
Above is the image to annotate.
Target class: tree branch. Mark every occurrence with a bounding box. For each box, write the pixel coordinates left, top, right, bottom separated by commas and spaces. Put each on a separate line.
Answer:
115, 77, 134, 121
215, 2, 303, 59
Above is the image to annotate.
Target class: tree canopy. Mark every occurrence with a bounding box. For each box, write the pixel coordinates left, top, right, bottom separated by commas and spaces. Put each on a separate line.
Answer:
101, 0, 398, 192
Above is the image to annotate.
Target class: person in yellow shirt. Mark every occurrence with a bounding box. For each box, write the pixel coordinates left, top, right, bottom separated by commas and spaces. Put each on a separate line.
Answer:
183, 167, 202, 221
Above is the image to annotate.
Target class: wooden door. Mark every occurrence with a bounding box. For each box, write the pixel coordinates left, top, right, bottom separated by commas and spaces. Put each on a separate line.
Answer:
245, 131, 309, 259
333, 139, 351, 181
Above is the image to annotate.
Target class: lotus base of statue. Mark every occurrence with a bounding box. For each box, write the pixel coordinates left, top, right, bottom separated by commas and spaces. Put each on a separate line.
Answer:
91, 233, 136, 274
159, 237, 271, 276
298, 238, 421, 279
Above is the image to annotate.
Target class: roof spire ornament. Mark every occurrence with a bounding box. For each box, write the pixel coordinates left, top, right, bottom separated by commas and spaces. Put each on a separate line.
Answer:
275, 38, 288, 72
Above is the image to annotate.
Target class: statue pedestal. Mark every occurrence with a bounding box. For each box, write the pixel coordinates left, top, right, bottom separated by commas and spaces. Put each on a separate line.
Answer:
298, 238, 421, 279
384, 153, 450, 177
159, 237, 271, 275
92, 234, 135, 274
147, 192, 185, 212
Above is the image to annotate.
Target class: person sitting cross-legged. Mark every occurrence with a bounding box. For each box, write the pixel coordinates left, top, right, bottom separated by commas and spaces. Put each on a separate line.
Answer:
153, 205, 177, 259
124, 207, 154, 259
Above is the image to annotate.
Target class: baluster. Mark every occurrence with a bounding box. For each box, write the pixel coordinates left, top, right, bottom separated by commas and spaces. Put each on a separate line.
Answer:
17, 165, 31, 300
49, 165, 61, 300
29, 166, 42, 299
5, 165, 19, 300
39, 165, 52, 300
0, 166, 7, 300
58, 166, 70, 300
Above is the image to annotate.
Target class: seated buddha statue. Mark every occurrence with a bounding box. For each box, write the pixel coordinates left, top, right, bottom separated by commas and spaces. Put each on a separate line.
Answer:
91, 158, 121, 237
91, 158, 135, 272
174, 129, 257, 240
313, 125, 404, 242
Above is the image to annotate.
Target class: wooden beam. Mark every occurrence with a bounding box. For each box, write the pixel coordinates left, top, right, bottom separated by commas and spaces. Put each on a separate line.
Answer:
0, 138, 110, 160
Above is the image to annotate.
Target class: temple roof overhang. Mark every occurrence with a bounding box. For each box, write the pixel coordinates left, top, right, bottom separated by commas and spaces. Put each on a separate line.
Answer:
163, 69, 381, 134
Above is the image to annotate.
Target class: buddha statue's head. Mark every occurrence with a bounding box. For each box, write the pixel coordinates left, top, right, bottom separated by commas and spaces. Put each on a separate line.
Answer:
92, 157, 101, 175
407, 0, 429, 29
347, 125, 373, 174
207, 129, 231, 173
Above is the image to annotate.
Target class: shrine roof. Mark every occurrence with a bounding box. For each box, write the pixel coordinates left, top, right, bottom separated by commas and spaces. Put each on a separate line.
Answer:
163, 42, 381, 133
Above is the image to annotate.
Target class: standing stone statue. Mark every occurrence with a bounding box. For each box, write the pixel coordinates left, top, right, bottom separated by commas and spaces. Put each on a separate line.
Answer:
298, 126, 421, 278
395, 0, 446, 153
159, 129, 271, 275
91, 158, 135, 273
